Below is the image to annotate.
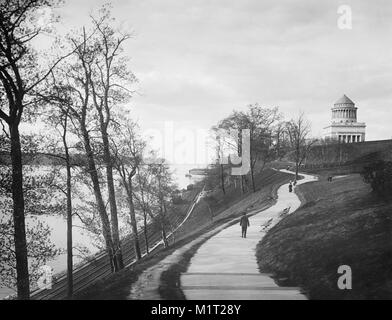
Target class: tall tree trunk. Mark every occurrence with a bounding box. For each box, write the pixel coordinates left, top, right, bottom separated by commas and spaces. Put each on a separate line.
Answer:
9, 123, 30, 300
66, 160, 73, 298
157, 174, 169, 248
220, 164, 226, 194
63, 128, 73, 298
161, 221, 168, 248
238, 134, 245, 195
250, 157, 256, 193
240, 176, 245, 194
138, 172, 149, 254
251, 168, 256, 192
296, 144, 300, 180
161, 201, 169, 248
126, 177, 141, 260
143, 210, 149, 255
100, 119, 123, 270
81, 128, 117, 272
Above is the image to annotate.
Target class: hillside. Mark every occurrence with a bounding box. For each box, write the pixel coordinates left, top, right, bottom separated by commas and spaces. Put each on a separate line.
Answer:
300, 140, 392, 175
74, 169, 294, 299
256, 174, 392, 299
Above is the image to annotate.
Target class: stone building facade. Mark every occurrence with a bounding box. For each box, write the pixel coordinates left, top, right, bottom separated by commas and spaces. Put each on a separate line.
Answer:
324, 94, 366, 143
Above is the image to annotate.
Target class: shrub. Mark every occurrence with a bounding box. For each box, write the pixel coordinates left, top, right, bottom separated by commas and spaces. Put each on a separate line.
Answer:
361, 161, 392, 199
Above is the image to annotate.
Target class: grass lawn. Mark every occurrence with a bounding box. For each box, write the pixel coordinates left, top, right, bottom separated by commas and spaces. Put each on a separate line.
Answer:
256, 174, 392, 299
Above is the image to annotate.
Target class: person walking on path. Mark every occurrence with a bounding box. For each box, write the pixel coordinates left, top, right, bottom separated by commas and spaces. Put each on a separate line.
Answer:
240, 212, 250, 238
289, 181, 293, 193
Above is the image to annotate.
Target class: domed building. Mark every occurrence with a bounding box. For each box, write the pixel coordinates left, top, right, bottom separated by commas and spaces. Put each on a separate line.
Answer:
324, 94, 366, 143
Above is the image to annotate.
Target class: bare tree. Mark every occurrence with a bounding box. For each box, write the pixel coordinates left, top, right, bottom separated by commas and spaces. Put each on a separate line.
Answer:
111, 119, 145, 261
286, 113, 318, 179
132, 157, 165, 255
217, 112, 248, 194
40, 84, 75, 297
211, 126, 229, 194
60, 28, 118, 272
147, 160, 175, 248
87, 8, 136, 269
216, 105, 281, 193
274, 121, 291, 160
0, 0, 71, 299
134, 167, 151, 254
242, 105, 281, 192
0, 135, 60, 293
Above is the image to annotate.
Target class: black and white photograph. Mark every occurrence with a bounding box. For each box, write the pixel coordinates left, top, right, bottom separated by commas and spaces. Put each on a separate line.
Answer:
1, 0, 392, 308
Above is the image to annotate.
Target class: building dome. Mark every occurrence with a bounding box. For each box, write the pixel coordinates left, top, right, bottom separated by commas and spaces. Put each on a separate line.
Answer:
324, 95, 366, 143
331, 94, 357, 124
334, 94, 355, 106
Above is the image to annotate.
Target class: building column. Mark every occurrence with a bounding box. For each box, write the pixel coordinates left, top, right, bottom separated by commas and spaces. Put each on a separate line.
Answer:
348, 135, 351, 143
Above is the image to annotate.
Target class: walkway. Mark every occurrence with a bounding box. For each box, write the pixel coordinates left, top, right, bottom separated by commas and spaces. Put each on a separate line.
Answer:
181, 170, 317, 300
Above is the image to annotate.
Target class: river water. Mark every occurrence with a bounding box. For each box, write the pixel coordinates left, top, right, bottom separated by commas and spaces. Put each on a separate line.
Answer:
0, 214, 98, 299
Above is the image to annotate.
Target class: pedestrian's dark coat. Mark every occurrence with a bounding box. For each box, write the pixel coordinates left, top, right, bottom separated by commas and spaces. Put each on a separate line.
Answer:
240, 215, 250, 228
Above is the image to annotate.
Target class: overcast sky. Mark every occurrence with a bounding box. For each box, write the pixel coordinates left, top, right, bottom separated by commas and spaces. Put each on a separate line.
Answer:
47, 0, 392, 165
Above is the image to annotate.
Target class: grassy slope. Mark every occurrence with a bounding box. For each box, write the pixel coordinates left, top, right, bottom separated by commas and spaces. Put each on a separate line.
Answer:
76, 169, 293, 299
174, 169, 292, 240
256, 174, 392, 299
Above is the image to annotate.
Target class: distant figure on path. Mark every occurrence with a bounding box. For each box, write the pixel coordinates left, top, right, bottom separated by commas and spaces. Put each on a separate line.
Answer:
240, 212, 250, 238
289, 182, 293, 193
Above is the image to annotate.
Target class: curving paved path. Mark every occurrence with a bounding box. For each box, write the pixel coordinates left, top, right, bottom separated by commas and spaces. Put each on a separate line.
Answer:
181, 170, 318, 300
